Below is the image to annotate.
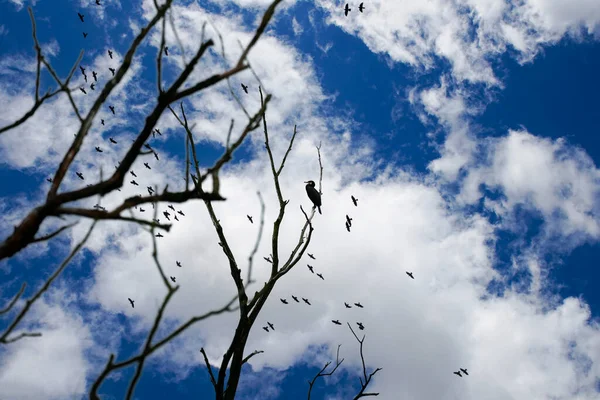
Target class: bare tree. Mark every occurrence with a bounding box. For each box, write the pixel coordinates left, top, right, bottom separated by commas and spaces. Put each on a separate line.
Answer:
1, 0, 383, 398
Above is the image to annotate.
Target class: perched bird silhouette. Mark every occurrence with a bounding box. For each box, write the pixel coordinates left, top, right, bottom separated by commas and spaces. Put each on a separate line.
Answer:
262, 326, 269, 332
170, 276, 176, 283
346, 215, 352, 227
168, 205, 175, 211
109, 67, 115, 76
163, 211, 170, 221
357, 322, 365, 330
83, 32, 88, 38
453, 371, 462, 377
460, 368, 469, 376
267, 322, 274, 330
156, 232, 163, 238
280, 298, 288, 304
176, 261, 182, 267
351, 195, 358, 206
164, 46, 169, 56
130, 180, 139, 186
144, 162, 151, 170
344, 302, 352, 308
305, 180, 322, 214
307, 264, 314, 273
302, 298, 311, 305
241, 83, 248, 94
95, 146, 103, 153
316, 273, 324, 280
139, 208, 145, 212
291, 295, 299, 303
130, 170, 137, 178
307, 253, 316, 260
354, 302, 363, 308
128, 298, 134, 308
78, 12, 84, 22
346, 221, 351, 232
359, 2, 365, 12
76, 172, 84, 180
332, 320, 342, 325
108, 49, 113, 59
80, 87, 87, 94
247, 215, 253, 223
344, 3, 351, 16
153, 218, 160, 224
108, 105, 115, 115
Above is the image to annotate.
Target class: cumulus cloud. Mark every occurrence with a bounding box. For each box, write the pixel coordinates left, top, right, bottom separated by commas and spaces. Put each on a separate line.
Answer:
1, 1, 600, 400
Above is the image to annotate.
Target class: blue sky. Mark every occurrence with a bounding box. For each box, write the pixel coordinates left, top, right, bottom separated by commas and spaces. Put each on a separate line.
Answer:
1, 0, 600, 399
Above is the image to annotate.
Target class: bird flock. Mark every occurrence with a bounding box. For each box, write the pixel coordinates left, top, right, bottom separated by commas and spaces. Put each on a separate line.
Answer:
62, 0, 468, 381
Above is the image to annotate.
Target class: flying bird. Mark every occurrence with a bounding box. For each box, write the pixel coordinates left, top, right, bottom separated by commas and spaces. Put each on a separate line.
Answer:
92, 70, 97, 81
163, 211, 170, 221
291, 295, 299, 303
79, 66, 86, 75
156, 232, 163, 238
354, 302, 363, 308
153, 151, 159, 161
154, 128, 161, 136
95, 146, 103, 153
108, 105, 115, 115
101, 119, 105, 126
78, 12, 84, 22
128, 298, 134, 308
280, 298, 288, 304
130, 180, 139, 186
108, 49, 113, 59
139, 208, 145, 212
351, 195, 358, 206
302, 298, 311, 305
147, 186, 154, 195
170, 276, 176, 283
453, 371, 462, 377
76, 172, 84, 180
241, 83, 248, 94
460, 368, 469, 376
316, 273, 324, 280
344, 302, 352, 308
164, 46, 169, 56
247, 215, 253, 223
177, 210, 185, 216
130, 170, 137, 178
144, 162, 151, 169
79, 87, 87, 94
357, 322, 365, 330
305, 180, 322, 214
83, 32, 88, 38
307, 253, 316, 260
406, 271, 414, 279
307, 264, 314, 273
332, 320, 342, 325
264, 256, 273, 263
90, 83, 95, 91
168, 205, 175, 211
262, 326, 269, 332
109, 67, 115, 76
176, 261, 182, 267
346, 214, 352, 227
46, 177, 53, 183
359, 2, 365, 12
346, 221, 351, 232
267, 322, 274, 330
96, 0, 101, 5
174, 215, 179, 221
344, 3, 351, 16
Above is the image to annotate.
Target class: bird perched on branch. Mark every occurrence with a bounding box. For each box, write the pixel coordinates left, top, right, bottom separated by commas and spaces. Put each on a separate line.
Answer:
305, 180, 322, 214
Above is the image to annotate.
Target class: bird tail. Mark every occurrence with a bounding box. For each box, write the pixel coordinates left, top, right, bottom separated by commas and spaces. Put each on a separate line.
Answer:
318, 206, 322, 214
